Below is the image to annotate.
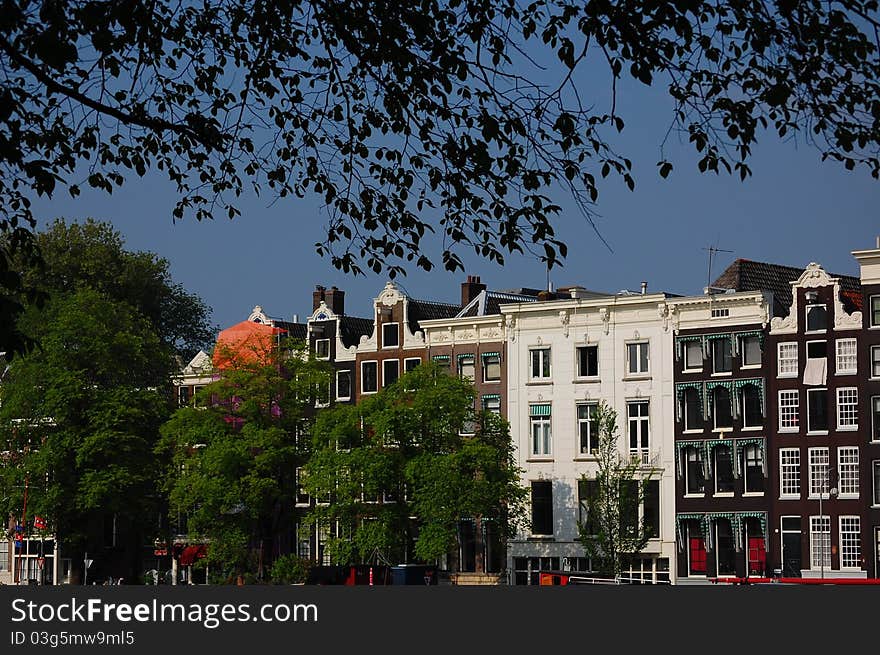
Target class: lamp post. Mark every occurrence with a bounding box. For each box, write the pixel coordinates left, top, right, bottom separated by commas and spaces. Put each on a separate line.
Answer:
818, 466, 838, 580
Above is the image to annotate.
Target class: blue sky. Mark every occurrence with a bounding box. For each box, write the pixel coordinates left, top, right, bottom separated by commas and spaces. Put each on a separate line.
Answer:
30, 70, 880, 332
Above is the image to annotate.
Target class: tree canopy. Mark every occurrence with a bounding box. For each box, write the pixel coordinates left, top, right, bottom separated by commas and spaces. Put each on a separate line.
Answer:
1, 0, 877, 306
304, 362, 526, 570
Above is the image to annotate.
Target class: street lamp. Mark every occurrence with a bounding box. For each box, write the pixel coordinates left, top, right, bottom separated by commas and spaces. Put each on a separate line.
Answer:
818, 466, 838, 580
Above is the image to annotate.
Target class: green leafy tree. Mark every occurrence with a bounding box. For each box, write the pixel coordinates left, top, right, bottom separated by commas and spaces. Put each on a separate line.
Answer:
3, 2, 879, 350
576, 401, 657, 578
0, 289, 173, 581
304, 362, 526, 571
158, 339, 331, 583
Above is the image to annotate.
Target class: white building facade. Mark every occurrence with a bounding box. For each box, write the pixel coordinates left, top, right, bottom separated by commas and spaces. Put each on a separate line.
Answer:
501, 290, 678, 584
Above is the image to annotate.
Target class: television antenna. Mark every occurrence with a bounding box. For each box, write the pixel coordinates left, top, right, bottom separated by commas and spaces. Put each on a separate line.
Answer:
703, 244, 733, 293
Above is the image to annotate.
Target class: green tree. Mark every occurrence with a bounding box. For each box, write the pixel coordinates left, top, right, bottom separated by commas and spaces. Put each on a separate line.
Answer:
576, 402, 657, 578
2, 2, 879, 342
0, 289, 173, 581
304, 362, 526, 571
158, 339, 331, 583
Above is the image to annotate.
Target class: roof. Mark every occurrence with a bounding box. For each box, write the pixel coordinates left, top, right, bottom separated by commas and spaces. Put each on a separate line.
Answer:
212, 320, 287, 369
271, 321, 308, 341
407, 299, 461, 333
338, 316, 374, 349
457, 290, 541, 317
712, 259, 862, 316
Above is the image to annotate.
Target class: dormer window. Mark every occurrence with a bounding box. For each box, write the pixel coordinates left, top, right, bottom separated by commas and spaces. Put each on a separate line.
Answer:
805, 303, 827, 332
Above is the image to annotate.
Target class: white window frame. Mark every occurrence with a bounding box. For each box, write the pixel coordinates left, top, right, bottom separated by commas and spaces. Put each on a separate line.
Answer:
295, 467, 310, 506
779, 448, 800, 499
627, 400, 650, 457
404, 357, 421, 373
458, 355, 476, 380
529, 348, 552, 380
683, 340, 703, 372
836, 387, 858, 431
683, 387, 702, 433
805, 303, 828, 333
873, 396, 880, 443
361, 360, 379, 395
314, 338, 331, 360
871, 295, 880, 328
871, 346, 880, 379
777, 342, 798, 378
873, 460, 880, 506
335, 370, 352, 401
529, 410, 552, 457
839, 516, 861, 570
381, 322, 399, 348
576, 344, 599, 378
482, 395, 501, 415
684, 447, 705, 496
482, 354, 501, 382
806, 387, 828, 434
837, 446, 859, 499
577, 403, 599, 456
808, 447, 831, 499
778, 390, 799, 432
713, 445, 735, 496
740, 335, 762, 368
809, 515, 831, 570
742, 444, 764, 495
741, 384, 763, 429
711, 337, 733, 374
835, 338, 857, 375
382, 359, 400, 387
626, 341, 650, 376
712, 386, 734, 431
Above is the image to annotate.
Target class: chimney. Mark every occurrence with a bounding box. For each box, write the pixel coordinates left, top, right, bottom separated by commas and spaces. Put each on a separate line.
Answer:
537, 290, 552, 301
461, 275, 486, 307
312, 285, 326, 311
324, 286, 345, 316
641, 281, 648, 295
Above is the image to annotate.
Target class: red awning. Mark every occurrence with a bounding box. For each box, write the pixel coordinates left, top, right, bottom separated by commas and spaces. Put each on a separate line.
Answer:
178, 544, 208, 567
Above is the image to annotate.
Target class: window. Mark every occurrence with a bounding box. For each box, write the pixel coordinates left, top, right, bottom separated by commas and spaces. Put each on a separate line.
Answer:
871, 296, 880, 327
643, 480, 660, 538
628, 401, 650, 458
577, 403, 599, 455
576, 345, 599, 377
810, 516, 831, 570
683, 388, 702, 432
192, 385, 206, 407
382, 323, 399, 348
578, 479, 598, 535
482, 353, 501, 382
808, 447, 831, 498
530, 348, 551, 379
712, 338, 732, 374
683, 340, 703, 370
835, 338, 857, 374
336, 370, 351, 400
482, 395, 501, 415
177, 386, 191, 407
295, 468, 310, 506
743, 444, 764, 494
713, 446, 735, 494
873, 397, 880, 442
778, 390, 799, 432
361, 361, 378, 394
872, 346, 880, 378
806, 388, 828, 433
839, 517, 861, 569
529, 404, 552, 456
627, 342, 649, 375
741, 385, 762, 428
712, 387, 733, 430
741, 335, 761, 367
530, 481, 553, 536
873, 461, 880, 505
780, 448, 800, 498
806, 304, 827, 332
711, 308, 730, 318
685, 447, 705, 495
458, 355, 475, 380
404, 357, 421, 373
315, 339, 330, 359
0, 539, 7, 572
837, 447, 859, 498
836, 387, 858, 430
378, 361, 397, 389
777, 343, 798, 377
